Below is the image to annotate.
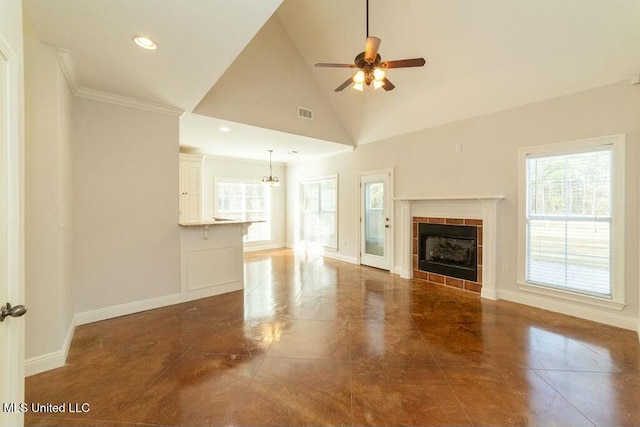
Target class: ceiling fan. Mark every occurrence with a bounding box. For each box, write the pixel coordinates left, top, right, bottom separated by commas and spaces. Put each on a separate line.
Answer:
315, 0, 426, 92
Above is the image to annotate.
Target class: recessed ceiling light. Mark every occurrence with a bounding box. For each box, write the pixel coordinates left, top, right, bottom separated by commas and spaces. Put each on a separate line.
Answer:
219, 127, 230, 132
132, 36, 157, 50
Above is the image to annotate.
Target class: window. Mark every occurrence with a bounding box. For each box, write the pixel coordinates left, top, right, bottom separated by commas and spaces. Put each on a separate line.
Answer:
364, 181, 385, 256
518, 135, 625, 308
299, 175, 337, 249
215, 179, 271, 242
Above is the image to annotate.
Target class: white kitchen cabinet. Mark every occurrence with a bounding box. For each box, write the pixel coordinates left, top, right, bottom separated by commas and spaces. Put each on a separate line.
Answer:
179, 154, 204, 224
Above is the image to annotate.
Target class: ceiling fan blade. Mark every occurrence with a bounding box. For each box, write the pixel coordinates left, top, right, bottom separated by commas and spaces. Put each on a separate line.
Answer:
382, 77, 395, 91
335, 75, 355, 92
315, 63, 357, 68
381, 58, 426, 69
364, 36, 381, 63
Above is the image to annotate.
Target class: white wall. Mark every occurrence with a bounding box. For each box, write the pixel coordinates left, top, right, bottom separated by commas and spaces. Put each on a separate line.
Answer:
201, 155, 286, 250
72, 98, 180, 313
287, 80, 640, 328
193, 14, 354, 146
24, 18, 74, 360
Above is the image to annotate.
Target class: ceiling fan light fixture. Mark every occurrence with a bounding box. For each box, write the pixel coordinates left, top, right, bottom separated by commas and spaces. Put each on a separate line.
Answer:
314, 0, 425, 93
373, 68, 386, 81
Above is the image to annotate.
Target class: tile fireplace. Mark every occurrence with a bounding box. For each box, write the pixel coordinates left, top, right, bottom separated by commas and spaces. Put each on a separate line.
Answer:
396, 196, 504, 300
413, 217, 482, 292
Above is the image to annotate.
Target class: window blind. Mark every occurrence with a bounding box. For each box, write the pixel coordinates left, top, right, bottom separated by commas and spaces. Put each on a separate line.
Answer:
525, 146, 612, 297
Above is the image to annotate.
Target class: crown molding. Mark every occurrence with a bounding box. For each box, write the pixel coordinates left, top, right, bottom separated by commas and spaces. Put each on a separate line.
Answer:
55, 47, 80, 93
55, 47, 184, 118
74, 87, 184, 117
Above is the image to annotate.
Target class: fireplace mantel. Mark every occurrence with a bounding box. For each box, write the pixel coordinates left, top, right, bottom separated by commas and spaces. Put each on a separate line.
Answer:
396, 195, 505, 300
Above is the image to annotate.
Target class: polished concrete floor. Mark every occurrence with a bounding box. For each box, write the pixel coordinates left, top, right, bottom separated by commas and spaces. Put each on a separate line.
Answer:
25, 249, 640, 426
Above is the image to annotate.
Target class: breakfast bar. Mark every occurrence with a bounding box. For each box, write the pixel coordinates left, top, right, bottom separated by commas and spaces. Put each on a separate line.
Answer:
179, 219, 252, 301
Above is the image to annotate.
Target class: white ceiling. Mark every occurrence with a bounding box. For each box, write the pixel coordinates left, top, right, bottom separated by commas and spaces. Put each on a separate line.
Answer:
24, 0, 640, 159
179, 113, 352, 163
23, 0, 282, 112
276, 0, 640, 144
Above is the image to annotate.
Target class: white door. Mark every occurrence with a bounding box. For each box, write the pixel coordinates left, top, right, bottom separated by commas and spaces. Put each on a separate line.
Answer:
179, 159, 202, 223
360, 170, 392, 271
184, 163, 201, 223
0, 24, 26, 427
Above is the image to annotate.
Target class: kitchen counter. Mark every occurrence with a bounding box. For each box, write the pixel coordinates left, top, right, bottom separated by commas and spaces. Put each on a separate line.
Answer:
178, 218, 254, 227
179, 219, 253, 301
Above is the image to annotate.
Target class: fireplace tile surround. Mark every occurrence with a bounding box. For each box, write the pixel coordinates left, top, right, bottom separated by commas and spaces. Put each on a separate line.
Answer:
412, 217, 483, 293
396, 195, 504, 300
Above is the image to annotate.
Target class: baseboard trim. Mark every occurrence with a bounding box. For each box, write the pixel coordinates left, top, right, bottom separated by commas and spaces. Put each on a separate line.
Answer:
180, 282, 243, 303
499, 289, 637, 331
25, 317, 76, 377
31, 283, 251, 375
284, 242, 358, 265
481, 287, 499, 301
395, 267, 412, 279
322, 250, 358, 265
243, 242, 286, 253
74, 293, 182, 326
74, 282, 250, 326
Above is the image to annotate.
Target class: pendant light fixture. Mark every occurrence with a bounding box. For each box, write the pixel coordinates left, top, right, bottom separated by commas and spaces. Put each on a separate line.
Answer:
262, 149, 280, 187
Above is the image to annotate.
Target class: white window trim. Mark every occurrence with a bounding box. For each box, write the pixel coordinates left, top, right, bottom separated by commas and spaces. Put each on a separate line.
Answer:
517, 134, 625, 311
299, 174, 339, 251
214, 177, 273, 243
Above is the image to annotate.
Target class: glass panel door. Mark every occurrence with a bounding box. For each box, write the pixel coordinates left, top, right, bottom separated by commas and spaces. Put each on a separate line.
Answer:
360, 171, 392, 271
364, 181, 385, 257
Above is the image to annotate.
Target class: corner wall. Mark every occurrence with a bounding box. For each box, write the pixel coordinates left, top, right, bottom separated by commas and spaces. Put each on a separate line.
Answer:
71, 98, 180, 314
24, 17, 74, 371
23, 10, 183, 375
286, 80, 640, 330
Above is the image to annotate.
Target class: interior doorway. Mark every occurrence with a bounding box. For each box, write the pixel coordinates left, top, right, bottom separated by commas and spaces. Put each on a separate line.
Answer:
0, 24, 26, 427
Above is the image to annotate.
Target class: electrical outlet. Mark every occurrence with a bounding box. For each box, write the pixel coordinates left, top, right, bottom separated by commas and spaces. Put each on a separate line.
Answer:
343, 241, 348, 247
502, 265, 509, 273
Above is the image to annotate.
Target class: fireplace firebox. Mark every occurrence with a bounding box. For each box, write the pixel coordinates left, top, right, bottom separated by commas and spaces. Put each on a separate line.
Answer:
418, 223, 477, 282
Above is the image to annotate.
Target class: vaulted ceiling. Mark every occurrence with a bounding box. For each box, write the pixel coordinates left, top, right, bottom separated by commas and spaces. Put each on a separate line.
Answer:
24, 0, 640, 161
24, 0, 283, 112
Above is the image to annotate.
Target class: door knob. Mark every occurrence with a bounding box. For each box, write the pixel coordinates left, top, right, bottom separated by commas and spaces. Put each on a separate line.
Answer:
0, 302, 27, 322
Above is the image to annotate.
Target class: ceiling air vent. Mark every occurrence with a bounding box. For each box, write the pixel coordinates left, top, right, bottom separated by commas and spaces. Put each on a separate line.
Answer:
298, 107, 313, 120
